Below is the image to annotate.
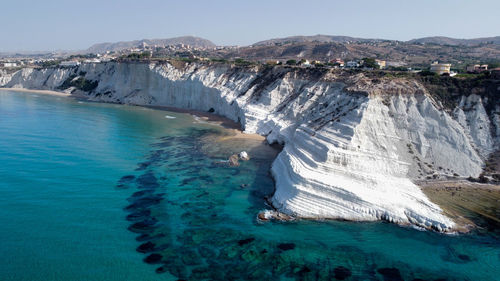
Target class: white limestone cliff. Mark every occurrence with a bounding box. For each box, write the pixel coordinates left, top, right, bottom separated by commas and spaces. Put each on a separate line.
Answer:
2, 62, 498, 232
0, 69, 14, 86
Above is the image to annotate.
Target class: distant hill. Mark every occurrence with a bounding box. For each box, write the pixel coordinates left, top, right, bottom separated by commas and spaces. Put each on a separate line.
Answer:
86, 36, 216, 53
408, 36, 500, 46
254, 34, 500, 47
217, 35, 499, 67
253, 34, 383, 46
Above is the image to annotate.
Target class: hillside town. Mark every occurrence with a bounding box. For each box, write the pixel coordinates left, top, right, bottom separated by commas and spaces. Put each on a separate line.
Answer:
1, 40, 499, 79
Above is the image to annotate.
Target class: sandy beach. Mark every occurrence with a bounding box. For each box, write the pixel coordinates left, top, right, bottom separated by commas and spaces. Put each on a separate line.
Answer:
0, 88, 70, 97
420, 180, 500, 232
1, 87, 266, 143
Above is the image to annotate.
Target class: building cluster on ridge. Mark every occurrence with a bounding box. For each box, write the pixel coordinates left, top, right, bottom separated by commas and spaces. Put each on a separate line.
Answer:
1, 41, 499, 78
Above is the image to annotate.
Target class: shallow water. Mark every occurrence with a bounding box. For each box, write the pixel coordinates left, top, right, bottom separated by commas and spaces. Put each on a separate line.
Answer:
0, 91, 498, 281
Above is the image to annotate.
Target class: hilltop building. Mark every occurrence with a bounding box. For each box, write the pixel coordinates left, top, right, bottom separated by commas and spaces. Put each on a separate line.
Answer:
2, 62, 17, 67
430, 61, 451, 75
299, 60, 312, 67
330, 58, 344, 67
466, 64, 488, 73
375, 59, 386, 69
83, 58, 101, 63
266, 60, 280, 65
60, 61, 80, 67
346, 61, 359, 68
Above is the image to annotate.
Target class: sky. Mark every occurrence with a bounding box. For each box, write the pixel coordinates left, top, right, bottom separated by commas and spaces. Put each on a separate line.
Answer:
1, 0, 499, 52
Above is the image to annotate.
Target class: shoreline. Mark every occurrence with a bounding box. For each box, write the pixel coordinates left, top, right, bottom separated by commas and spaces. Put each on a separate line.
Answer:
147, 104, 243, 130
3, 87, 492, 234
0, 87, 71, 97
1, 87, 265, 141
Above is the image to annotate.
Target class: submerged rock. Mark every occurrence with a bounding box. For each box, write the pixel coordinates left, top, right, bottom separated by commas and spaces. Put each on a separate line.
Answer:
136, 241, 156, 253
228, 154, 240, 167
377, 267, 404, 281
135, 161, 152, 171
135, 233, 166, 242
257, 210, 294, 221
127, 193, 164, 208
136, 172, 159, 188
334, 266, 352, 280
197, 245, 216, 258
130, 190, 155, 198
181, 249, 201, 266
128, 219, 158, 233
277, 243, 295, 251
126, 209, 151, 221
118, 175, 136, 182
238, 237, 255, 246
458, 254, 471, 262
155, 266, 167, 274
143, 253, 163, 264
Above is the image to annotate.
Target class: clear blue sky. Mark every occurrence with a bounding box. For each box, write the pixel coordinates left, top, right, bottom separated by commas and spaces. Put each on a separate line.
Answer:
1, 0, 499, 52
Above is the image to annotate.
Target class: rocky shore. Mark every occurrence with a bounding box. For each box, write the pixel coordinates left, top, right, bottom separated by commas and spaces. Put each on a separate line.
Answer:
1, 62, 498, 232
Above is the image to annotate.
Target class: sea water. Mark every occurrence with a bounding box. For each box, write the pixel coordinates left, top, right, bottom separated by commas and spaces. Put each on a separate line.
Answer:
0, 91, 498, 281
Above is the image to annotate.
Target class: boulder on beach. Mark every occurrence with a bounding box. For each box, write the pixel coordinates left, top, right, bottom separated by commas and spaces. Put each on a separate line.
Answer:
229, 154, 240, 167
239, 151, 250, 161
257, 210, 294, 222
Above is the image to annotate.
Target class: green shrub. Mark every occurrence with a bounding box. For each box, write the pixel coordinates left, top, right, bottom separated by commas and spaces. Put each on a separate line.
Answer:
233, 58, 252, 65
418, 70, 437, 76
361, 58, 379, 69
126, 51, 151, 59
58, 75, 98, 92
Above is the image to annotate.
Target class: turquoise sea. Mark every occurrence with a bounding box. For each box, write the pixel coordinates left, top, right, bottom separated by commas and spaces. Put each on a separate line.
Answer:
0, 90, 498, 281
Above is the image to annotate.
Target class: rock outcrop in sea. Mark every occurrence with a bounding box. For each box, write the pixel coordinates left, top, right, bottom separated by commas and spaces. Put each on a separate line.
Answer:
2, 62, 499, 232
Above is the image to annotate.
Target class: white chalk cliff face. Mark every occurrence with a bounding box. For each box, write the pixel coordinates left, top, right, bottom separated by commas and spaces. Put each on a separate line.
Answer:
2, 62, 498, 232
0, 69, 14, 86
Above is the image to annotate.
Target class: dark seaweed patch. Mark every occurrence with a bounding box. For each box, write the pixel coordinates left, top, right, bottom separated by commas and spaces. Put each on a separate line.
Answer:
119, 175, 136, 182
124, 196, 162, 210
126, 209, 151, 221
458, 254, 471, 262
334, 266, 352, 280
238, 237, 255, 246
180, 177, 198, 186
377, 267, 404, 281
135, 233, 166, 242
155, 265, 167, 274
130, 190, 155, 198
128, 219, 158, 233
144, 253, 163, 264
137, 241, 156, 253
277, 243, 295, 251
136, 172, 159, 188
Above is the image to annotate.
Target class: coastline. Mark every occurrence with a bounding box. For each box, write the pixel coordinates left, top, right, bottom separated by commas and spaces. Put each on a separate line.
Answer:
1, 87, 266, 142
147, 104, 242, 130
0, 87, 459, 233
1, 87, 492, 233
0, 87, 71, 97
